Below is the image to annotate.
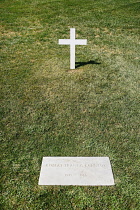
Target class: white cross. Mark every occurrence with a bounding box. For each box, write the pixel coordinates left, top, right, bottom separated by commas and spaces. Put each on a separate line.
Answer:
59, 28, 87, 69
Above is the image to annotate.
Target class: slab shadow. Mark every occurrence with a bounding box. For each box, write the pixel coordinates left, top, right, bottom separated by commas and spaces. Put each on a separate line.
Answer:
75, 60, 101, 68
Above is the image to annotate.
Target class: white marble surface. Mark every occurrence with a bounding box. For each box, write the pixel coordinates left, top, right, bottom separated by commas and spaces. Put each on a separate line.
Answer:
39, 157, 115, 186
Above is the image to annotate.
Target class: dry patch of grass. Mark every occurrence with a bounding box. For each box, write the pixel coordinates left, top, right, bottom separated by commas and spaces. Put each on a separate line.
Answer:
0, 26, 21, 38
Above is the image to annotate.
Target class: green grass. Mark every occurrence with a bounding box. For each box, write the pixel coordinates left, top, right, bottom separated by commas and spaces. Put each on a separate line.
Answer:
1, 0, 140, 209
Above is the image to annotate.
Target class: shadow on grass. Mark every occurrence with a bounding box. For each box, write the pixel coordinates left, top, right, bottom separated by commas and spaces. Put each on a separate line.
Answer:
37, 189, 73, 209
75, 60, 101, 68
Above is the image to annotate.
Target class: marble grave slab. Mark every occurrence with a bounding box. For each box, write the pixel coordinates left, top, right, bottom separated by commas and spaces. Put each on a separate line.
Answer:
38, 157, 115, 186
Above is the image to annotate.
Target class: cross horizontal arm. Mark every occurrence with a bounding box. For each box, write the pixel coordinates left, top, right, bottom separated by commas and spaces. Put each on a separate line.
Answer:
75, 39, 87, 45
59, 39, 87, 45
59, 39, 71, 45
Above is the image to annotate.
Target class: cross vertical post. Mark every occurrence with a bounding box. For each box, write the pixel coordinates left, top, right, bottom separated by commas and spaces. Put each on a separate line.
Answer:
59, 28, 87, 69
70, 28, 75, 69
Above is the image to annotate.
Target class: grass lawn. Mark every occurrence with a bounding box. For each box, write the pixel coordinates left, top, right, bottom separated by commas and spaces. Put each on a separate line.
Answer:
1, 0, 140, 209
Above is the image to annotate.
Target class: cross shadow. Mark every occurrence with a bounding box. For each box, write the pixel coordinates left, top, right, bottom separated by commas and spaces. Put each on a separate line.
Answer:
75, 60, 101, 68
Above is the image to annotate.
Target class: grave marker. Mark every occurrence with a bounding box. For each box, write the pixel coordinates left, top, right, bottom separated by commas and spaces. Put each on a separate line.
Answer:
39, 157, 115, 186
59, 28, 87, 69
